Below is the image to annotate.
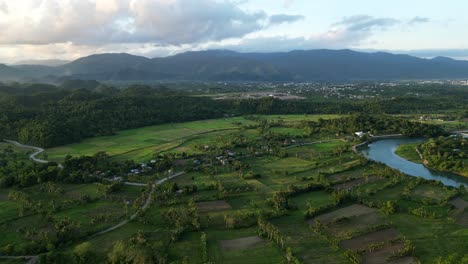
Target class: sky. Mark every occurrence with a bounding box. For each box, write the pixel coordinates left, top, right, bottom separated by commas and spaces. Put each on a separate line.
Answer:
1, 0, 468, 63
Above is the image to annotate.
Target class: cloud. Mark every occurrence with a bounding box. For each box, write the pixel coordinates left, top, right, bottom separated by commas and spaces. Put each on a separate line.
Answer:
192, 15, 427, 54
283, 0, 294, 8
269, 14, 304, 24
408, 16, 430, 25
334, 15, 400, 31
0, 0, 303, 46
127, 0, 270, 45
202, 31, 367, 53
0, 1, 7, 13
0, 9, 438, 63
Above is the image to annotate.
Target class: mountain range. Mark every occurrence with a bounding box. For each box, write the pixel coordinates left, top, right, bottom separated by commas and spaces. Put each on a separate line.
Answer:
2, 49, 468, 82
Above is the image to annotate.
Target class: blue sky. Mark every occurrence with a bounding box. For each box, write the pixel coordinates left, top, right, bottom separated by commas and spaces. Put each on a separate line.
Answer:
0, 0, 467, 62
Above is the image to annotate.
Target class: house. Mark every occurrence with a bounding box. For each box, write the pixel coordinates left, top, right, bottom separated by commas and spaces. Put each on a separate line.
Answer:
355, 131, 365, 138
226, 150, 236, 157
112, 176, 123, 182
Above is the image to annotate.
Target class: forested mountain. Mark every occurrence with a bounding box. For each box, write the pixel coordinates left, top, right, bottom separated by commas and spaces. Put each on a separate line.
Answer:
3, 49, 468, 81
0, 64, 24, 81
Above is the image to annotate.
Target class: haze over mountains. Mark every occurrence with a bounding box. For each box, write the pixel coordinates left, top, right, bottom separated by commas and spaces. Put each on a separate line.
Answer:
2, 49, 468, 82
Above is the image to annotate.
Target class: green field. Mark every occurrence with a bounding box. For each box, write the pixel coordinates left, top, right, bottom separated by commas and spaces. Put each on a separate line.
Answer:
395, 143, 422, 163
1, 114, 467, 263
44, 117, 255, 161
43, 115, 347, 162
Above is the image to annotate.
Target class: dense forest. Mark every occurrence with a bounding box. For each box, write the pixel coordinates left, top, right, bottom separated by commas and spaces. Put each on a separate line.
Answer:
419, 136, 467, 176
0, 81, 461, 147
298, 115, 446, 138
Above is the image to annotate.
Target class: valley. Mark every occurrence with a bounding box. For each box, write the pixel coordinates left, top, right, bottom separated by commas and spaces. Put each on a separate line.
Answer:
1, 113, 467, 263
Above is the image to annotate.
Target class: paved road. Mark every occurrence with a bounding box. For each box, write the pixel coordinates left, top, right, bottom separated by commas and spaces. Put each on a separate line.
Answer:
283, 139, 341, 149
123, 171, 185, 187
3, 139, 48, 163
91, 171, 185, 238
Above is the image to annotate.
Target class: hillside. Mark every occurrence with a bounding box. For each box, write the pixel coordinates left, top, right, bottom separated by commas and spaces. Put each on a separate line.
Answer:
2, 49, 468, 82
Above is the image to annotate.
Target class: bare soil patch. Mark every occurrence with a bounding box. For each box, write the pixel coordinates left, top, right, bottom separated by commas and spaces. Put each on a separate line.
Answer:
327, 212, 385, 238
456, 211, 468, 227
387, 256, 419, 264
196, 200, 232, 213
308, 204, 377, 225
449, 197, 468, 210
332, 176, 380, 191
173, 159, 190, 166
339, 228, 400, 251
220, 236, 265, 251
362, 242, 403, 264
412, 186, 448, 202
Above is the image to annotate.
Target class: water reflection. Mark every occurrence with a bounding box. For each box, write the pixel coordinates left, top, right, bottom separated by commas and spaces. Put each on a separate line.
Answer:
361, 138, 468, 188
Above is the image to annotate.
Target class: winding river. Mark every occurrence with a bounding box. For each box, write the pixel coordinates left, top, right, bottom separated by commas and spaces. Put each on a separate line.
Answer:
361, 138, 468, 188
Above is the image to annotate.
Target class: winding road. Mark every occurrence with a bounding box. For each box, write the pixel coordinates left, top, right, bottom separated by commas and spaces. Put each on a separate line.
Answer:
90, 171, 185, 238
2, 139, 185, 262
3, 139, 48, 163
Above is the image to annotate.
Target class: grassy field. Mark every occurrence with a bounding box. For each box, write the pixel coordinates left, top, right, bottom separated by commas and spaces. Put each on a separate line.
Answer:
44, 117, 255, 161
43, 115, 345, 162
395, 143, 422, 163
260, 114, 344, 122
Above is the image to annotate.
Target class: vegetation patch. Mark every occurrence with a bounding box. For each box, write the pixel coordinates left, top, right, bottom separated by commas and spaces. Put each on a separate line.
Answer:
326, 212, 387, 239
196, 200, 232, 213
449, 197, 468, 210
411, 185, 455, 202
44, 117, 253, 161
361, 241, 415, 264
395, 143, 422, 164
339, 228, 400, 251
219, 236, 265, 251
309, 204, 377, 225
332, 175, 381, 191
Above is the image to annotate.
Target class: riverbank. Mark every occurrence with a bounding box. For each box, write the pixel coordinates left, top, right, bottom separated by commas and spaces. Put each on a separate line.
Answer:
394, 143, 422, 163
395, 142, 468, 178
360, 137, 468, 187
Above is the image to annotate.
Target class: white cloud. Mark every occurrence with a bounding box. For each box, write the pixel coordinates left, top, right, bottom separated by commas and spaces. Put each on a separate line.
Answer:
269, 14, 304, 25
333, 15, 400, 32
0, 1, 7, 13
0, 0, 303, 46
408, 16, 430, 25
0, 5, 438, 63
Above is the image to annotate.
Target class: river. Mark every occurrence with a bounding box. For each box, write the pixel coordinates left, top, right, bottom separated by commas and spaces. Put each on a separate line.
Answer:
361, 138, 468, 188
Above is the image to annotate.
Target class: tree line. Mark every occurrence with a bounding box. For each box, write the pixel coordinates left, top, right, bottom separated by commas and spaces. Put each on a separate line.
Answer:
0, 82, 453, 148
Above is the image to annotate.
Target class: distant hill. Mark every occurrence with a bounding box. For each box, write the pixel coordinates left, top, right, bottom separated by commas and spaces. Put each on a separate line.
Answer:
13, 59, 70, 67
2, 49, 468, 82
0, 64, 25, 81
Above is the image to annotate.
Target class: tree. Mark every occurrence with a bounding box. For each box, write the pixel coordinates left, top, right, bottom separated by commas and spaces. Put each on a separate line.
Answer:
108, 240, 127, 264
73, 242, 96, 264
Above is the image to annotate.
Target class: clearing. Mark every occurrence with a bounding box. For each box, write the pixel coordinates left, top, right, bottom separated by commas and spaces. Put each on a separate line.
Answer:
331, 175, 381, 191
339, 228, 400, 251
196, 200, 232, 213
220, 236, 265, 251
308, 204, 377, 225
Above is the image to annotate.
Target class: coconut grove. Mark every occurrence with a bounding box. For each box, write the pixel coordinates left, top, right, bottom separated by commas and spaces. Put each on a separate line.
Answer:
0, 82, 467, 264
